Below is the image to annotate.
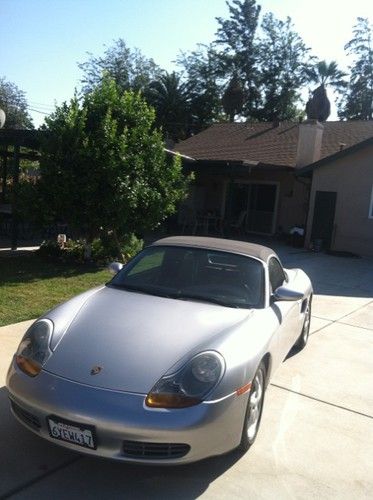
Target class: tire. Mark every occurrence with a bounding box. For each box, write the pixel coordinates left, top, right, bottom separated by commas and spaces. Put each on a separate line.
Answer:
238, 361, 266, 452
294, 296, 312, 350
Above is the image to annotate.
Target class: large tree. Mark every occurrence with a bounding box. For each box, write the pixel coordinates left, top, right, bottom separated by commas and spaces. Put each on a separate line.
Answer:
213, 1, 312, 122
78, 39, 161, 94
177, 43, 224, 133
255, 13, 311, 121
37, 77, 188, 254
215, 0, 261, 118
146, 71, 192, 142
338, 18, 373, 120
0, 77, 33, 129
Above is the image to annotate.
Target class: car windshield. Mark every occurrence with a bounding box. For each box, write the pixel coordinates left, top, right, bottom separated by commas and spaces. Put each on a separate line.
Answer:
109, 245, 264, 309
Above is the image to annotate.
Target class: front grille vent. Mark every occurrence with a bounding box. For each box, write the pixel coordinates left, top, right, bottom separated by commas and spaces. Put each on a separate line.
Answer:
10, 400, 41, 430
122, 440, 190, 459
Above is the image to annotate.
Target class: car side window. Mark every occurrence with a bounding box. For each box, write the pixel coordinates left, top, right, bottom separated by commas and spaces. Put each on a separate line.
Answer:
268, 257, 286, 293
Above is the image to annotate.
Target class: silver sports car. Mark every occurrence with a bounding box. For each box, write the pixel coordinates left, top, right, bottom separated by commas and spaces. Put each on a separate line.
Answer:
7, 236, 312, 464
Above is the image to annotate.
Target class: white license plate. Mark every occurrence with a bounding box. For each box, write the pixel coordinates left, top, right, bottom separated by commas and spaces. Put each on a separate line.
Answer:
47, 416, 96, 449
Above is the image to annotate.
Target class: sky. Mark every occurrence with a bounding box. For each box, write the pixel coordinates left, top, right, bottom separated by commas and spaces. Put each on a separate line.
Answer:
1, 0, 372, 127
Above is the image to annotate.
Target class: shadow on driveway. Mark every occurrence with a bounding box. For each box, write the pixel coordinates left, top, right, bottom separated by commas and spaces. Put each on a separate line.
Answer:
278, 249, 373, 299
0, 386, 242, 499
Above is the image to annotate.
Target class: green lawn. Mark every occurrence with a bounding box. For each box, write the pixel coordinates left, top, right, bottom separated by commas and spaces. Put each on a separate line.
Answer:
0, 253, 111, 327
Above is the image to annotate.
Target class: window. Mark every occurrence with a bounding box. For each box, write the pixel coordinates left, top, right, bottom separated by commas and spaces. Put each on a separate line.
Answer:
268, 257, 286, 292
127, 249, 164, 277
369, 185, 373, 219
110, 246, 265, 308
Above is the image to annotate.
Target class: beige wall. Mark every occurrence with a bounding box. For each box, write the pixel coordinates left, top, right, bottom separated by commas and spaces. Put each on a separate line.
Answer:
305, 144, 373, 256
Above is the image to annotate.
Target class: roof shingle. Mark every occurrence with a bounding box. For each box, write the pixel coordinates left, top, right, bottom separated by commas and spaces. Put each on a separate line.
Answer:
174, 121, 373, 167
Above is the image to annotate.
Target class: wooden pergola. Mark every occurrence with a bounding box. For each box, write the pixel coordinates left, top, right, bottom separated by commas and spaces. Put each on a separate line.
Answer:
0, 129, 44, 249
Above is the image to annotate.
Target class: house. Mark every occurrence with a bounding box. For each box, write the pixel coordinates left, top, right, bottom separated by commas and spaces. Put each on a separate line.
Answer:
298, 136, 373, 257
174, 120, 373, 256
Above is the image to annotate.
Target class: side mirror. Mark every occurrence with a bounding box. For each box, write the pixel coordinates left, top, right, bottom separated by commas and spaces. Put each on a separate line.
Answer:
273, 285, 304, 302
108, 262, 123, 275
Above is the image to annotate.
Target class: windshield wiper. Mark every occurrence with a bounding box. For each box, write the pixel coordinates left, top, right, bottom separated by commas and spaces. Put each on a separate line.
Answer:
174, 292, 239, 308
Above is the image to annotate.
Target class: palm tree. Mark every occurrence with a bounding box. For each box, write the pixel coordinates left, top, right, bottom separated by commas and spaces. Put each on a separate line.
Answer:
306, 60, 347, 91
221, 76, 245, 122
305, 61, 347, 122
146, 72, 192, 142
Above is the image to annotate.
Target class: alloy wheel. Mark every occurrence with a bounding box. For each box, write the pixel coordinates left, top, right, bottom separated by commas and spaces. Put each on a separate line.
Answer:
247, 368, 265, 441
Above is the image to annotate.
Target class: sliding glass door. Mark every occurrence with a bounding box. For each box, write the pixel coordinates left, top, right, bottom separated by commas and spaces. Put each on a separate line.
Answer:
227, 182, 278, 235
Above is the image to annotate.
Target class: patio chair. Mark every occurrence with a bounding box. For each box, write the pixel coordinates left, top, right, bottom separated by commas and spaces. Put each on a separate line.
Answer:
229, 211, 246, 238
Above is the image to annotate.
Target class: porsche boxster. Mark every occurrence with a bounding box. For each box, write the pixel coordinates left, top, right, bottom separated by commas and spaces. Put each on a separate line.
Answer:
7, 236, 312, 464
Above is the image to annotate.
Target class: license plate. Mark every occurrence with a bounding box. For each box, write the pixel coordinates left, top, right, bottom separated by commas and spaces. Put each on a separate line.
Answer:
47, 415, 96, 450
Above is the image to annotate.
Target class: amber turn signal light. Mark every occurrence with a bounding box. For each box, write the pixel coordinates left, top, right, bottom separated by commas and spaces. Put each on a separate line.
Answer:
145, 393, 201, 408
16, 355, 41, 377
236, 382, 252, 396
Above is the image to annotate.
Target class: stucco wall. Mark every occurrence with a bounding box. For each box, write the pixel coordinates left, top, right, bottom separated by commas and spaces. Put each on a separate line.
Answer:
305, 144, 373, 256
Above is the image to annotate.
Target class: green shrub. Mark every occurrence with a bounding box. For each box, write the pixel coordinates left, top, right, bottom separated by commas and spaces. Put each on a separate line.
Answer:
120, 234, 144, 262
91, 235, 118, 263
64, 239, 85, 263
37, 239, 85, 263
37, 240, 63, 261
37, 233, 143, 264
91, 233, 143, 263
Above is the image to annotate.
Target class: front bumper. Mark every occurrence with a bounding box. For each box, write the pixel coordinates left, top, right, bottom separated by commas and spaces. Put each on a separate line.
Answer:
6, 359, 246, 464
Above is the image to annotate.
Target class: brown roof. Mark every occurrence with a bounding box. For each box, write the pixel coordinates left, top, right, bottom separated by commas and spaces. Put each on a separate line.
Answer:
174, 121, 373, 168
152, 236, 274, 262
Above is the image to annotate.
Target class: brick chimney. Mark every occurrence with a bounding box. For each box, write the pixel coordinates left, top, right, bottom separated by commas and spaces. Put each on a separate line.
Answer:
295, 119, 324, 168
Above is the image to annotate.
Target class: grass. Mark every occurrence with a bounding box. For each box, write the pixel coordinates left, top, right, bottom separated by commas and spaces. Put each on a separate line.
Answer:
0, 252, 111, 327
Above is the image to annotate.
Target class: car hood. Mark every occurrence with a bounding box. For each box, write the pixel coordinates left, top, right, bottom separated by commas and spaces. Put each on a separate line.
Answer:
44, 286, 251, 393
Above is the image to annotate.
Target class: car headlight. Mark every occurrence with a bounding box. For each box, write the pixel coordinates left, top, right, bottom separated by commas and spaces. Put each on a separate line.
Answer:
146, 351, 225, 409
15, 319, 53, 377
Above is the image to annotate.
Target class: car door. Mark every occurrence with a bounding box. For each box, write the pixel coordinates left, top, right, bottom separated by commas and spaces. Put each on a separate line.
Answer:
268, 257, 300, 361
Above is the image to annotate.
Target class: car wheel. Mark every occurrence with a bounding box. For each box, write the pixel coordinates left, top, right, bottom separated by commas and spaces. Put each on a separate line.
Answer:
295, 297, 312, 350
238, 361, 266, 452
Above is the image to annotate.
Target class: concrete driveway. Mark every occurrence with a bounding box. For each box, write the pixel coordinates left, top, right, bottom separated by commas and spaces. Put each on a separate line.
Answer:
1, 249, 372, 499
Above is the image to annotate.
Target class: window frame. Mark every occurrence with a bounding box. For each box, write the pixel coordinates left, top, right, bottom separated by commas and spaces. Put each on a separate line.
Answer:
268, 256, 287, 294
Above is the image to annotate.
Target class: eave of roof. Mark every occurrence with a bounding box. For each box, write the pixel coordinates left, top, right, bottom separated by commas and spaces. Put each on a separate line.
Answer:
183, 159, 292, 174
164, 148, 196, 162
